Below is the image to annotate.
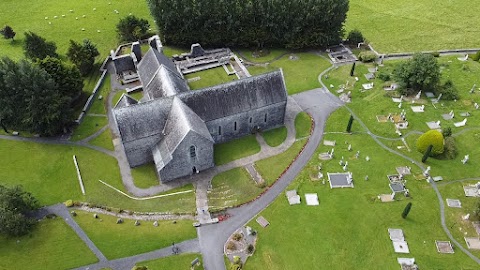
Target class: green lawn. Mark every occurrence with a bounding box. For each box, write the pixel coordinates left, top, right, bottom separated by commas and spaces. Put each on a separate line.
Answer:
136, 253, 203, 270
214, 135, 261, 165
347, 0, 480, 53
262, 126, 287, 147
73, 211, 197, 260
324, 56, 480, 139
89, 128, 114, 150
294, 112, 312, 139
0, 217, 98, 270
235, 48, 288, 63
248, 52, 331, 95
246, 107, 479, 269
208, 167, 263, 211
88, 74, 111, 115
184, 67, 237, 90
131, 163, 160, 189
112, 90, 144, 106
0, 140, 196, 213
0, 0, 154, 60
71, 115, 108, 141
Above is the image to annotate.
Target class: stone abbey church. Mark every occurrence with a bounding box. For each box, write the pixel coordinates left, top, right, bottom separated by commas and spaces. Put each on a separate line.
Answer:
113, 38, 287, 183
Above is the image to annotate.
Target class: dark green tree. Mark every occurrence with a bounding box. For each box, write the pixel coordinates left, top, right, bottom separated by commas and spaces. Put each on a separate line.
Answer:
23, 32, 57, 60
0, 57, 73, 135
346, 115, 354, 133
438, 80, 459, 100
116, 15, 150, 42
66, 39, 100, 76
0, 25, 16, 41
346, 29, 364, 45
0, 185, 39, 237
37, 56, 84, 99
394, 53, 440, 96
350, 62, 356, 76
147, 0, 349, 49
402, 202, 412, 219
422, 144, 433, 163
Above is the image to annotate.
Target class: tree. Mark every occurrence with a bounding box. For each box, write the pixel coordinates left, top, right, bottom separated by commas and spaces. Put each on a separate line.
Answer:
402, 202, 412, 219
0, 25, 16, 41
0, 57, 74, 136
0, 185, 39, 237
23, 32, 57, 60
350, 62, 356, 76
66, 39, 100, 76
394, 53, 440, 96
346, 115, 354, 133
116, 15, 150, 42
416, 130, 444, 156
346, 29, 364, 45
422, 145, 433, 163
438, 80, 459, 100
147, 0, 349, 49
37, 56, 84, 99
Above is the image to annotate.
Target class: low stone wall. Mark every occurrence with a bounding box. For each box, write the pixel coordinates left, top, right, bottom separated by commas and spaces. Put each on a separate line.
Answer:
75, 68, 108, 124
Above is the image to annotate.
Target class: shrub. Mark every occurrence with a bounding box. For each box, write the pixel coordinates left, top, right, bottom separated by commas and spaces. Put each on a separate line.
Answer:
442, 127, 452, 137
233, 233, 243, 241
438, 80, 459, 100
233, 256, 242, 265
247, 244, 255, 254
346, 29, 364, 45
443, 136, 457, 159
471, 51, 480, 62
416, 130, 444, 155
64, 200, 73, 207
358, 51, 376, 62
402, 202, 412, 219
226, 241, 236, 251
132, 266, 148, 270
431, 51, 440, 57
377, 72, 391, 81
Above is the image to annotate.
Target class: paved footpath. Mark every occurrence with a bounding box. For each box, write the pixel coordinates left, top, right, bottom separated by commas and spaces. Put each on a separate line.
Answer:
198, 88, 343, 270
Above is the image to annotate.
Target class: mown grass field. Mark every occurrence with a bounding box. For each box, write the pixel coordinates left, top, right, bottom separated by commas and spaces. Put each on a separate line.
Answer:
262, 126, 287, 147
246, 107, 479, 269
347, 0, 480, 53
0, 0, 153, 60
74, 211, 197, 259
184, 67, 237, 90
248, 52, 331, 95
136, 253, 203, 270
0, 140, 196, 213
214, 135, 261, 165
0, 217, 97, 270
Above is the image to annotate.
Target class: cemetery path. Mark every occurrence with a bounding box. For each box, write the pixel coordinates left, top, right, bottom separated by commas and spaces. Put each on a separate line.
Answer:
343, 105, 480, 265
317, 62, 480, 265
79, 125, 109, 143
73, 238, 200, 270
436, 177, 480, 186
197, 89, 343, 270
0, 134, 115, 157
35, 204, 108, 263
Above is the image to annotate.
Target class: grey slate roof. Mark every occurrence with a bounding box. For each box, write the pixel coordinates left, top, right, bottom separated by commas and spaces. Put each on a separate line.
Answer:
113, 98, 173, 142
144, 66, 189, 100
178, 70, 287, 121
154, 98, 213, 170
137, 47, 188, 100
114, 94, 138, 108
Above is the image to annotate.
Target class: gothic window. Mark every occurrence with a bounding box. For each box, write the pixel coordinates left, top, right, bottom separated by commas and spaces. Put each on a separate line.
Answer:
264, 113, 267, 122
234, 121, 237, 131
189, 145, 196, 158
218, 126, 222, 135
249, 117, 252, 124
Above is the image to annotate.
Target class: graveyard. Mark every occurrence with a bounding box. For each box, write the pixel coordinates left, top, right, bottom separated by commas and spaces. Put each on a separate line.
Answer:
0, 0, 480, 270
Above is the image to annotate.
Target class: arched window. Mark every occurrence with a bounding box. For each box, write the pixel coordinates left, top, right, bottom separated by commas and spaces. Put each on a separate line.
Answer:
218, 126, 222, 135
189, 145, 196, 158
234, 121, 237, 131
264, 113, 267, 123
249, 117, 253, 124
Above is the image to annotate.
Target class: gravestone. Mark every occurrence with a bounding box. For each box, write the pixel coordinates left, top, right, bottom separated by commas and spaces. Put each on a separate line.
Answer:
93, 213, 98, 219
348, 144, 352, 151
462, 155, 469, 164
71, 211, 77, 216
116, 218, 123, 224
355, 151, 360, 159
134, 220, 140, 226
153, 220, 159, 227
